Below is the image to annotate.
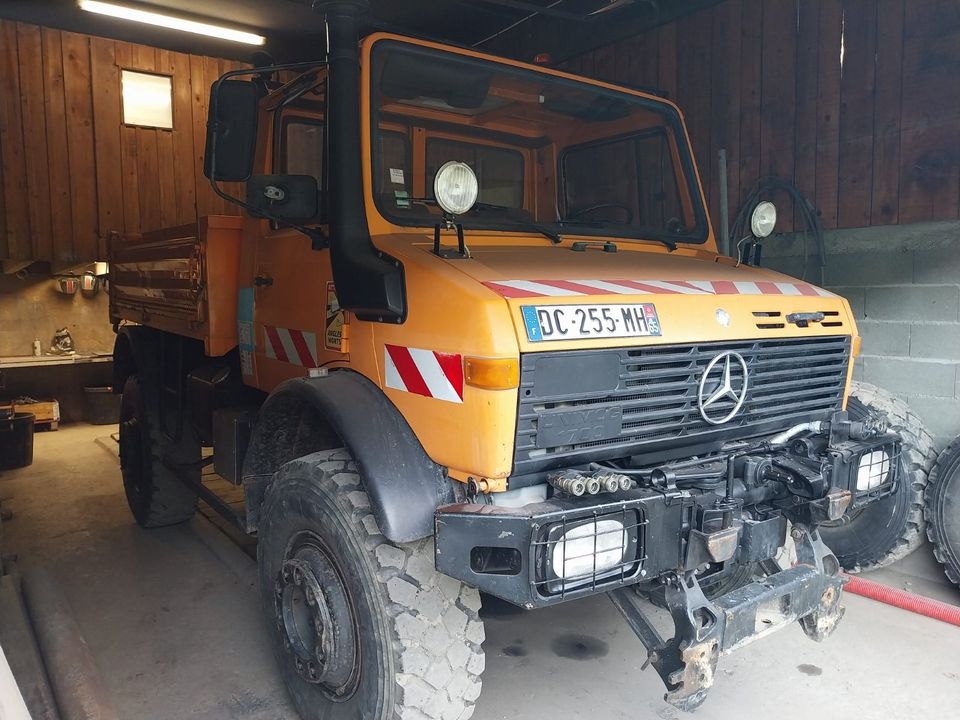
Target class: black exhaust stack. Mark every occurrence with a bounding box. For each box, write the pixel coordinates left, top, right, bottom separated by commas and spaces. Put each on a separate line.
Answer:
318, 1, 406, 323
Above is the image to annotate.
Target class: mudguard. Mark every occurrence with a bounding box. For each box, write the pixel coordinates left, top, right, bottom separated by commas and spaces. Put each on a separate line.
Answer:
242, 370, 452, 543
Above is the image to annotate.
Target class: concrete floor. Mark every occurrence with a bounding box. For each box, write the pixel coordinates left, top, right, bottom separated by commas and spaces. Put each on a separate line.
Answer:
2, 424, 958, 719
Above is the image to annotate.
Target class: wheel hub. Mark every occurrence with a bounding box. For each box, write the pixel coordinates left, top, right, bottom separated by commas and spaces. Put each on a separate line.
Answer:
275, 543, 359, 695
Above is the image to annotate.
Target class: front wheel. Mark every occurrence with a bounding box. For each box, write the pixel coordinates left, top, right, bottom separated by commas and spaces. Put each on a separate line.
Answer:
258, 449, 485, 720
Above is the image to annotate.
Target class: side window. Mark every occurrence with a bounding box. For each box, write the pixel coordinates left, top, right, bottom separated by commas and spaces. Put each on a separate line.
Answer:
426, 139, 524, 208
281, 119, 324, 180
277, 117, 325, 223
376, 130, 412, 207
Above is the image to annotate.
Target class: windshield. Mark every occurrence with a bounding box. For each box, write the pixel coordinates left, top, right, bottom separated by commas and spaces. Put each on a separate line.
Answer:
370, 40, 708, 245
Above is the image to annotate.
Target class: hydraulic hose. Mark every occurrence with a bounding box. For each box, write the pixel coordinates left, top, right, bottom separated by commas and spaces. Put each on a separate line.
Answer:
842, 573, 960, 627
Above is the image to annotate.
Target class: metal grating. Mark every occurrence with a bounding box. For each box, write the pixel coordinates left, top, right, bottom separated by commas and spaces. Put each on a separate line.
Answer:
515, 336, 851, 475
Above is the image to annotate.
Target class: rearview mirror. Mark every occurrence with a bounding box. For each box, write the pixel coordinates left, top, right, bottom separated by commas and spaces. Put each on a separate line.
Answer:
246, 175, 319, 220
204, 80, 261, 182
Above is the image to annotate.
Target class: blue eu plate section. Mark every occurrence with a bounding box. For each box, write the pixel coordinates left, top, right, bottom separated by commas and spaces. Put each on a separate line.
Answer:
521, 306, 543, 342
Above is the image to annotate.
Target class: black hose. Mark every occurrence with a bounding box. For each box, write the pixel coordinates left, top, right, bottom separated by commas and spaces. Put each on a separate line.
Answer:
729, 176, 827, 286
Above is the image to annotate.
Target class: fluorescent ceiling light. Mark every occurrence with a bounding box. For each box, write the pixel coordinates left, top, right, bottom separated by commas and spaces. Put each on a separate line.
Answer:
78, 1, 266, 45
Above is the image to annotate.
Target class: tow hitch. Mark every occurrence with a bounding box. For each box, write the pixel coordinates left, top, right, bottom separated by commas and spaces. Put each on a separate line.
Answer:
608, 524, 845, 711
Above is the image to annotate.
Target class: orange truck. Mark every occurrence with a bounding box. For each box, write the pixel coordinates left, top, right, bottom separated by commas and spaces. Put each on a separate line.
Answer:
109, 2, 904, 717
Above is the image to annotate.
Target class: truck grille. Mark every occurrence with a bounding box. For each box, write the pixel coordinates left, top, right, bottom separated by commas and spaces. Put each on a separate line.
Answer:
514, 336, 851, 476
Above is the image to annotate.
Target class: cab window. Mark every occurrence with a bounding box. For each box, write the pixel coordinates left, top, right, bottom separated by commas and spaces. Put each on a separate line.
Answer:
375, 130, 412, 201
281, 119, 324, 180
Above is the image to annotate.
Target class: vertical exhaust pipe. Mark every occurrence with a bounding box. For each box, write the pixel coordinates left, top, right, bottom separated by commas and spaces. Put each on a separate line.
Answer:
317, 1, 406, 322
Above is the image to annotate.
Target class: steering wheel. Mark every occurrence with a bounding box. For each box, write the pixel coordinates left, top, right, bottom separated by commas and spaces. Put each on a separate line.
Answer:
567, 203, 634, 224
665, 216, 685, 234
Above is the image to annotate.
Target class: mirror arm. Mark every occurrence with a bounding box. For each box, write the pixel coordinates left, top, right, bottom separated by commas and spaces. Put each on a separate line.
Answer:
207, 62, 330, 250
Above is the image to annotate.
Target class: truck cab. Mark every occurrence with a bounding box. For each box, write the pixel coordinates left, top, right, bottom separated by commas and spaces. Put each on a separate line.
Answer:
109, 4, 901, 718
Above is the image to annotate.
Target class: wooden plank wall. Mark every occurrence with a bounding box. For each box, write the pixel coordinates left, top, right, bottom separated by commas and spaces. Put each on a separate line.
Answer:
0, 21, 244, 265
567, 0, 960, 234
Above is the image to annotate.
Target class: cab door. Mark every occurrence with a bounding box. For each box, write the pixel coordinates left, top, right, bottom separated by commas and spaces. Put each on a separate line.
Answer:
251, 108, 343, 391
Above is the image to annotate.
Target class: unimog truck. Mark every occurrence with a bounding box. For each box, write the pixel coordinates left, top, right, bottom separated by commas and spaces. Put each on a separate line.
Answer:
109, 2, 904, 717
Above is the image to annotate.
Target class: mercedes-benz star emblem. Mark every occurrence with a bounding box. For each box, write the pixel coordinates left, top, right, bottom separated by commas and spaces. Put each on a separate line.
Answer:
697, 351, 749, 425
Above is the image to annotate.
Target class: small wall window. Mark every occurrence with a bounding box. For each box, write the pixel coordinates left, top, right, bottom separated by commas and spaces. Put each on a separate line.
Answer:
121, 70, 173, 129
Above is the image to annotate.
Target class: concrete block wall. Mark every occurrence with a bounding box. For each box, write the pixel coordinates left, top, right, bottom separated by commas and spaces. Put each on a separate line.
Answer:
764, 220, 960, 447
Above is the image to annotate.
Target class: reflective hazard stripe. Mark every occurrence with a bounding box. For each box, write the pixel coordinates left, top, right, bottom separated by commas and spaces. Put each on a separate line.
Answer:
384, 345, 464, 403
263, 326, 319, 368
482, 279, 833, 298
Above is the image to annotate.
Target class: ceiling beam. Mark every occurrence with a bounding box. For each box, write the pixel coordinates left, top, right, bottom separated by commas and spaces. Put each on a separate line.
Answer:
479, 0, 727, 65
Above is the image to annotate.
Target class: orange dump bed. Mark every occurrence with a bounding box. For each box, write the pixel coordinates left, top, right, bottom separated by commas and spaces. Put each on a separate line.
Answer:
109, 216, 242, 357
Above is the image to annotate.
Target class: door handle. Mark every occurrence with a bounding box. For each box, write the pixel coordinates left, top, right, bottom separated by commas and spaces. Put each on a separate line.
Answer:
254, 274, 274, 287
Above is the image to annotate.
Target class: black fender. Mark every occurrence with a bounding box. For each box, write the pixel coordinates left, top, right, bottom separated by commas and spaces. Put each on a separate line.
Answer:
241, 370, 452, 543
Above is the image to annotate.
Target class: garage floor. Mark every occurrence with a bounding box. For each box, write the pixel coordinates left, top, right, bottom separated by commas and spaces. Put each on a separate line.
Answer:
2, 424, 958, 719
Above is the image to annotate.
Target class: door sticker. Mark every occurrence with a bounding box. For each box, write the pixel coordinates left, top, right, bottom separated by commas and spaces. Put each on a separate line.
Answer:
325, 282, 345, 352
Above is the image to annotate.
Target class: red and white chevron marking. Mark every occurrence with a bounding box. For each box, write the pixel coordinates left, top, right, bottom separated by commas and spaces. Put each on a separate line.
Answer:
482, 279, 833, 299
263, 326, 319, 368
384, 344, 464, 403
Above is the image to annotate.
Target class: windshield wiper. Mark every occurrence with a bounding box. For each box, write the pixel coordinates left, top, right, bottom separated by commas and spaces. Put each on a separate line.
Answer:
555, 219, 678, 252
405, 198, 562, 244
472, 202, 561, 244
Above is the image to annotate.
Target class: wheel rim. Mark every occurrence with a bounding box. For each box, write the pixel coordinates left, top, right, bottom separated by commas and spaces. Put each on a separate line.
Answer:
274, 536, 360, 698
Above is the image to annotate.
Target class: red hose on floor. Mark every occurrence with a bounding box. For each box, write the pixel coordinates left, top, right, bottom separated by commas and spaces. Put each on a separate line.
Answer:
842, 573, 960, 627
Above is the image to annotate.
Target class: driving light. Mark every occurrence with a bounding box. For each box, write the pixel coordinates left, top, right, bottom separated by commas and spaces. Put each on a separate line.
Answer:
434, 161, 478, 216
78, 1, 266, 45
750, 201, 777, 238
551, 519, 627, 581
856, 449, 892, 491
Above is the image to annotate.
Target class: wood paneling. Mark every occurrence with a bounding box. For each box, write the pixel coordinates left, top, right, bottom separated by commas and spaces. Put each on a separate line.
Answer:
569, 0, 960, 232
0, 21, 244, 264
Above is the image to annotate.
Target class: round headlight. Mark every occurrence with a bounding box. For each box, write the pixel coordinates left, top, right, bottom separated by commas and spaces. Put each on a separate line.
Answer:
433, 161, 478, 216
750, 201, 777, 238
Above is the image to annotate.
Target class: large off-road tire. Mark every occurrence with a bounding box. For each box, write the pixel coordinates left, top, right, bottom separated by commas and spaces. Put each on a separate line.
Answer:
258, 449, 485, 720
819, 382, 935, 572
925, 438, 960, 588
118, 375, 198, 527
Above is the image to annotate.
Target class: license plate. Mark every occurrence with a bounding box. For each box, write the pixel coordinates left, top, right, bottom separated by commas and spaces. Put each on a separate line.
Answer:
521, 303, 662, 342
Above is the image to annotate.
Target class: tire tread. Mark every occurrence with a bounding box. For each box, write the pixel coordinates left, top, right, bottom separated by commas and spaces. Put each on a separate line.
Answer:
924, 439, 960, 588
263, 450, 484, 720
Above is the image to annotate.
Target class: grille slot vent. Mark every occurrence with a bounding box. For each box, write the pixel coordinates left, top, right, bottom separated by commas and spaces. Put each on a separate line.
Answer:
515, 336, 851, 475
753, 311, 784, 329
752, 310, 844, 330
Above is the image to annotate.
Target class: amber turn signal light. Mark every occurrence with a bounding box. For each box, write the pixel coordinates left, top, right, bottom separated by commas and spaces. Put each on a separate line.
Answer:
463, 357, 520, 390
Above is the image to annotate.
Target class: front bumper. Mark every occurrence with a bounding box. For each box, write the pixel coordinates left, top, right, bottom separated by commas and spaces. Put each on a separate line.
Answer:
434, 421, 898, 710
435, 488, 684, 609
435, 416, 898, 609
